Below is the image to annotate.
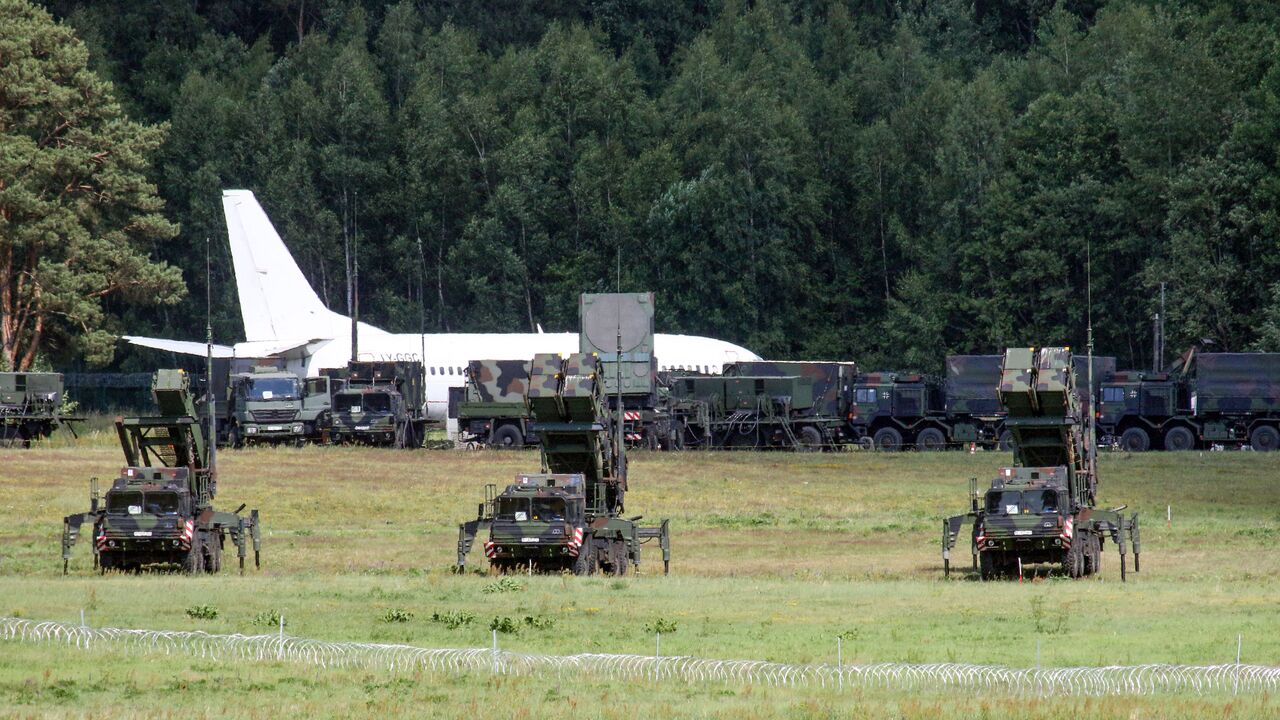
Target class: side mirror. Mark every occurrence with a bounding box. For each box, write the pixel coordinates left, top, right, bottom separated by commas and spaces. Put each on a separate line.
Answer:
477, 502, 485, 520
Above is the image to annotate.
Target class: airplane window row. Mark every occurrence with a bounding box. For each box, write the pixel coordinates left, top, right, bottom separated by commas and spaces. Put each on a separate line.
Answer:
429, 366, 465, 376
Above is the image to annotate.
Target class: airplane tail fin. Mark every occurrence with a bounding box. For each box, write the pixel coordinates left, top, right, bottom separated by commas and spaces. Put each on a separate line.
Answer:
222, 190, 334, 343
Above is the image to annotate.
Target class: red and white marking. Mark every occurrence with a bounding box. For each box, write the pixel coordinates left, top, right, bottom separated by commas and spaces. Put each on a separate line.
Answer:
567, 527, 584, 557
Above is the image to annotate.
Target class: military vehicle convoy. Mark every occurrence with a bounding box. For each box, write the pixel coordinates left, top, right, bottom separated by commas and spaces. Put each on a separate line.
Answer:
327, 361, 426, 448
1, 372, 81, 446
943, 348, 1140, 580
456, 353, 670, 575
455, 359, 537, 448
1099, 350, 1280, 452
61, 369, 261, 574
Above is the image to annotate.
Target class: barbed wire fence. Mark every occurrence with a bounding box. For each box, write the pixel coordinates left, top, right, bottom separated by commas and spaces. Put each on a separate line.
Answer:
3, 615, 1277, 697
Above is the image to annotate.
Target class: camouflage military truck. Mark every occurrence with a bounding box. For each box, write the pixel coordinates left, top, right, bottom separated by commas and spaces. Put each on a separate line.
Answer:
456, 353, 670, 575
940, 355, 1116, 452
456, 359, 537, 448
943, 348, 1140, 580
847, 370, 949, 450
61, 369, 261, 574
1, 372, 81, 446
328, 361, 426, 448
580, 293, 669, 448
1099, 350, 1280, 451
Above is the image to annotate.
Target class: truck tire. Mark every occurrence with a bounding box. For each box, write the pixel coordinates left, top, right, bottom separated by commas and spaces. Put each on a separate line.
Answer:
797, 426, 823, 451
997, 431, 1014, 452
979, 552, 995, 581
492, 425, 524, 449
1163, 426, 1195, 452
1119, 427, 1150, 452
183, 535, 206, 574
1250, 425, 1279, 452
916, 427, 946, 451
229, 424, 243, 450
204, 534, 222, 574
572, 542, 596, 576
872, 427, 902, 452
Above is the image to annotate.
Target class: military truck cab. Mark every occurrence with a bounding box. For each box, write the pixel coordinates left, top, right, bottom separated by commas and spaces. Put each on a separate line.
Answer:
227, 367, 306, 447
94, 468, 203, 571
483, 474, 592, 573
331, 387, 404, 445
850, 372, 948, 450
326, 361, 426, 448
972, 467, 1078, 579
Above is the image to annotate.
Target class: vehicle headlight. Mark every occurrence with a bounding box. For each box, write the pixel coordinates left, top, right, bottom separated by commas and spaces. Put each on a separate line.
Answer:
245, 426, 258, 434
292, 423, 304, 433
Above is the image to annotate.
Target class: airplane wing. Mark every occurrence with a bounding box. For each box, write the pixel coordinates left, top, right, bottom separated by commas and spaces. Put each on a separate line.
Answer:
234, 338, 329, 360
123, 336, 236, 358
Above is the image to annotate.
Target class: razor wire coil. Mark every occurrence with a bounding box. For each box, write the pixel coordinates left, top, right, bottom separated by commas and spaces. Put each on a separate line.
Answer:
3, 616, 1277, 697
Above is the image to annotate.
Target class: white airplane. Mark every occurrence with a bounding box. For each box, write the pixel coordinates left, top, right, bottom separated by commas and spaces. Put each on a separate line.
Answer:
125, 190, 760, 421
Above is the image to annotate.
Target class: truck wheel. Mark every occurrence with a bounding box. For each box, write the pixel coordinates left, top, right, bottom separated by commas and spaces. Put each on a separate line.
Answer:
183, 535, 206, 574
979, 552, 995, 581
609, 540, 629, 576
492, 425, 523, 449
572, 543, 596, 576
1119, 428, 1150, 452
916, 428, 946, 451
1250, 425, 1279, 452
872, 427, 902, 452
1163, 426, 1195, 452
797, 426, 823, 451
997, 431, 1014, 452
203, 534, 222, 573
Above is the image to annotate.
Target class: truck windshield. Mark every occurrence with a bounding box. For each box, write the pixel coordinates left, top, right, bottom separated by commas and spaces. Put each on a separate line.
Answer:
145, 493, 182, 515
335, 393, 391, 413
245, 377, 299, 401
107, 492, 143, 514
496, 497, 530, 521
531, 498, 567, 522
987, 490, 1059, 514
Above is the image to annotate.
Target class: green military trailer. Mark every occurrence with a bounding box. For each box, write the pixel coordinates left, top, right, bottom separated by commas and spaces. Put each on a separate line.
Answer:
1, 372, 81, 446
328, 361, 426, 448
723, 360, 859, 449
943, 348, 1140, 580
456, 359, 537, 448
666, 371, 847, 450
61, 369, 261, 574
456, 353, 670, 575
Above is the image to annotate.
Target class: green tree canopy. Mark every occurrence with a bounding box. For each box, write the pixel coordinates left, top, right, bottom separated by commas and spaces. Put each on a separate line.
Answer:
0, 0, 183, 370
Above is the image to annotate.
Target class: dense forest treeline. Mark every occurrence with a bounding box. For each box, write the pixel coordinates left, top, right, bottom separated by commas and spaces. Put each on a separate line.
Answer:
36, 0, 1280, 371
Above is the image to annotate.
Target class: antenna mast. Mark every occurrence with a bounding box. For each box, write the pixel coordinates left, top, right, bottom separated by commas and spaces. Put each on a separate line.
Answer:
616, 302, 625, 486
206, 236, 217, 478
1086, 239, 1096, 489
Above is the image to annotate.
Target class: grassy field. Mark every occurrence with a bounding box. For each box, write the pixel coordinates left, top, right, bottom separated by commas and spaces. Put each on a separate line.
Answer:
1, 441, 1278, 718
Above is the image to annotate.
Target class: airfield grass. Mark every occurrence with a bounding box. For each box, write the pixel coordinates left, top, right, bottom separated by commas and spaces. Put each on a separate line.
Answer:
1, 437, 1278, 717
